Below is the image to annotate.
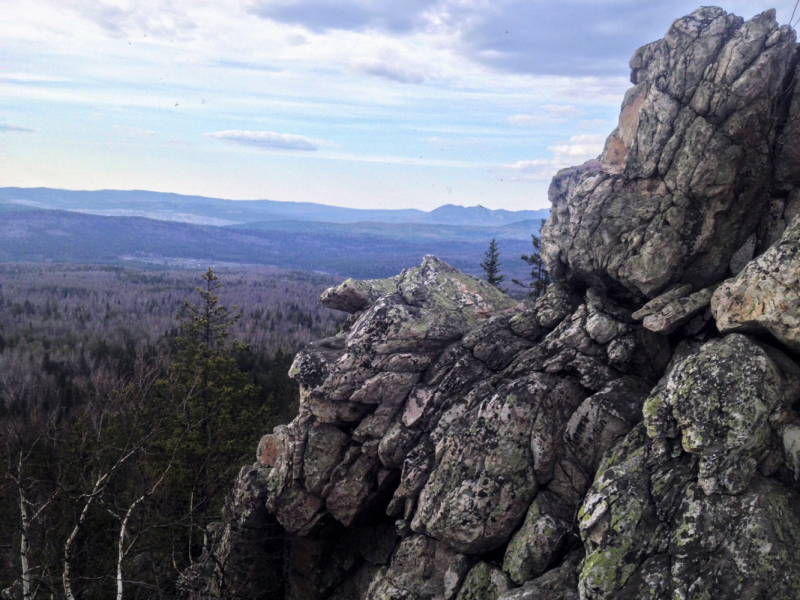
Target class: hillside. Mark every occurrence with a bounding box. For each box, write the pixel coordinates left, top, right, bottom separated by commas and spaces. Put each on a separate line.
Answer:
0, 205, 542, 282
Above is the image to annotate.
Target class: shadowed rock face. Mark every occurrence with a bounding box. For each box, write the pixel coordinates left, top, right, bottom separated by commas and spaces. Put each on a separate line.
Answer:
185, 7, 800, 600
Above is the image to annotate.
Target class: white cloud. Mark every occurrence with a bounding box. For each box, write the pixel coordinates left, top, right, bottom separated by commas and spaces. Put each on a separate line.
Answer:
1, 124, 35, 132
549, 133, 605, 161
578, 118, 612, 130
66, 0, 198, 39
358, 60, 426, 84
248, 0, 439, 35
353, 47, 434, 84
502, 158, 559, 182
19, 0, 768, 209
244, 0, 800, 77
501, 133, 606, 181
505, 158, 553, 170
205, 130, 330, 151
509, 104, 581, 125
114, 125, 156, 138
6, 73, 74, 84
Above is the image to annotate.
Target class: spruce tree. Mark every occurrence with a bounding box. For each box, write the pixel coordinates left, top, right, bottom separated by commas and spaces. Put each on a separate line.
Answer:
481, 238, 505, 290
512, 220, 551, 298
162, 268, 275, 562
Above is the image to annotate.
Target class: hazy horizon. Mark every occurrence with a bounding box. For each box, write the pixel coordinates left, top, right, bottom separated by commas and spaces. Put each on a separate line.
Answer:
1, 185, 546, 212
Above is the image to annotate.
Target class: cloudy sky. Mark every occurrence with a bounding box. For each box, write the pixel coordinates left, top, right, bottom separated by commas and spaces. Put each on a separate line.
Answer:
4, 1, 798, 210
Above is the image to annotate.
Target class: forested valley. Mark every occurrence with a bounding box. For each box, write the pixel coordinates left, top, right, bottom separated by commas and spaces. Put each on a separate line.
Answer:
0, 264, 345, 600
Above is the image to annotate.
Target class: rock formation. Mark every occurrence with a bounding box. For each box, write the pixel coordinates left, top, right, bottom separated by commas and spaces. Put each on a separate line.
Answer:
186, 7, 800, 600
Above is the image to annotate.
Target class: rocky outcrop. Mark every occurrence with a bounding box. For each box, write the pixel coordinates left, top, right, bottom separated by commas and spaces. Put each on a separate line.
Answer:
191, 7, 800, 600
542, 7, 798, 299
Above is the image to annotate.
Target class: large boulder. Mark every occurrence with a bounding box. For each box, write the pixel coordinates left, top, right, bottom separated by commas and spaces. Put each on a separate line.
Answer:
542, 8, 798, 299
256, 255, 671, 598
409, 374, 584, 554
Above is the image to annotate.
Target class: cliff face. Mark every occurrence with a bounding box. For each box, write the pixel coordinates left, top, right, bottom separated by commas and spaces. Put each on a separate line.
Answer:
185, 7, 800, 600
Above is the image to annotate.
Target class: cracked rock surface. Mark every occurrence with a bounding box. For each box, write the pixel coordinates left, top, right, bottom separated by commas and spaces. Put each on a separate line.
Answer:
186, 7, 800, 600
541, 7, 797, 299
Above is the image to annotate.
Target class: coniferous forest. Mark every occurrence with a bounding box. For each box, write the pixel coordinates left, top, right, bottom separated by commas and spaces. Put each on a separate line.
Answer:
0, 264, 345, 600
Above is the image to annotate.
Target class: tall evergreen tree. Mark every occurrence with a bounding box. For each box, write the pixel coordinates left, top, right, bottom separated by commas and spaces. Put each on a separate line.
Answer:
161, 268, 275, 567
480, 238, 505, 290
512, 220, 551, 298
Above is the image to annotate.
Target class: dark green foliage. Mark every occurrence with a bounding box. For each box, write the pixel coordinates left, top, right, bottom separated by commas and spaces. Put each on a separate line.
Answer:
480, 238, 505, 290
162, 268, 274, 538
512, 221, 551, 299
234, 348, 298, 424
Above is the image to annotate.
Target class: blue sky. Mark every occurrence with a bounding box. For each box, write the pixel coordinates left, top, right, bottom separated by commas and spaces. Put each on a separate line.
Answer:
4, 1, 798, 210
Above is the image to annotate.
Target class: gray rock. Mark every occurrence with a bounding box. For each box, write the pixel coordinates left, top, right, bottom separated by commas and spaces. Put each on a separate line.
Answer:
563, 376, 651, 475
329, 563, 381, 600
411, 374, 584, 554
643, 334, 798, 495
729, 233, 757, 275
712, 217, 800, 352
287, 527, 362, 599
578, 335, 800, 600
498, 551, 582, 600
632, 285, 716, 334
355, 521, 400, 566
502, 491, 573, 584
455, 562, 513, 600
178, 465, 283, 599
542, 8, 797, 298
189, 8, 800, 600
364, 534, 463, 600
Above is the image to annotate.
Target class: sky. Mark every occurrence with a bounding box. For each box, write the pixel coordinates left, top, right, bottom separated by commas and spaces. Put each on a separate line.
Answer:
4, 1, 799, 211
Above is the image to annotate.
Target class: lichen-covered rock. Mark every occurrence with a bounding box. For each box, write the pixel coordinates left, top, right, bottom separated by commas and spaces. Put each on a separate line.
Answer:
262, 257, 519, 534
562, 376, 651, 475
498, 551, 582, 600
542, 8, 798, 298
578, 426, 663, 600
712, 217, 800, 352
411, 374, 584, 554
455, 562, 513, 600
178, 465, 283, 599
578, 335, 800, 600
580, 433, 800, 600
643, 334, 799, 495
502, 491, 573, 585
364, 534, 469, 600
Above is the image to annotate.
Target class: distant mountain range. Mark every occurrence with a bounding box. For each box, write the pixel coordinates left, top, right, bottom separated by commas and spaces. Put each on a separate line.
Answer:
0, 188, 549, 284
0, 188, 549, 227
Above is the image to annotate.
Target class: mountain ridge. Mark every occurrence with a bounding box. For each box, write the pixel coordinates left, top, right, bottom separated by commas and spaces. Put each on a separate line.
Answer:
0, 187, 549, 227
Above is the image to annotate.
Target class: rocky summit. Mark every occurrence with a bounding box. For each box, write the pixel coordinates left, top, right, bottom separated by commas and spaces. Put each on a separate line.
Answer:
184, 7, 800, 600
